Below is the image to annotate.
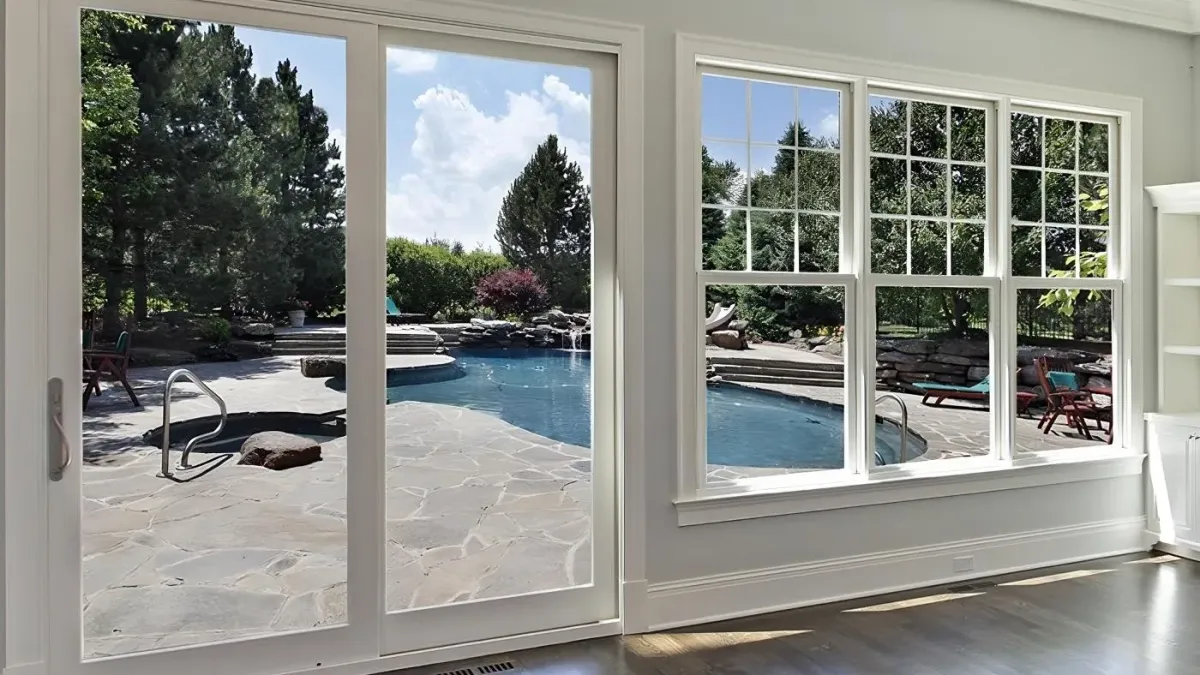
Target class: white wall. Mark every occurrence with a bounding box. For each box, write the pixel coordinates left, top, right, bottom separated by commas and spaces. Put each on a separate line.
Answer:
470, 0, 1189, 619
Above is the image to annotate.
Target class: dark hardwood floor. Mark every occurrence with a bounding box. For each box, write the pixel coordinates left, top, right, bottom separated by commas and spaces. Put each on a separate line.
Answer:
402, 553, 1200, 674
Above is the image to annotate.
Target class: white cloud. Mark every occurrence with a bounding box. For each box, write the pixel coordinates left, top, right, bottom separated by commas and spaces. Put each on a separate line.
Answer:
818, 113, 840, 143
328, 128, 346, 169
387, 76, 591, 250
387, 48, 438, 74
542, 75, 590, 114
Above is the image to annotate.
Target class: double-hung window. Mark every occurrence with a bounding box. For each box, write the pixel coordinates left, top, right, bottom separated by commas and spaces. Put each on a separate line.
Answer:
678, 39, 1135, 510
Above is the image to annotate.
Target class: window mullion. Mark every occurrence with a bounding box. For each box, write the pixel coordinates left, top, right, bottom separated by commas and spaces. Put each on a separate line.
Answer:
744, 79, 752, 271
995, 98, 1014, 462
851, 77, 871, 476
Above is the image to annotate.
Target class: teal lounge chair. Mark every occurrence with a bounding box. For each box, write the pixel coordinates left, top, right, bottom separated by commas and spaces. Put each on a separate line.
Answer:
386, 297, 402, 325
913, 375, 990, 406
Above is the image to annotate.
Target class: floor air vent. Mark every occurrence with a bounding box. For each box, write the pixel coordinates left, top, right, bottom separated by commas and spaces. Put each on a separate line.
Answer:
431, 662, 517, 675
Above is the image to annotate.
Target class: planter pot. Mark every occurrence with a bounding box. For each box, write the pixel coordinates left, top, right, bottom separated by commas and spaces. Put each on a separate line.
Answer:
288, 310, 306, 328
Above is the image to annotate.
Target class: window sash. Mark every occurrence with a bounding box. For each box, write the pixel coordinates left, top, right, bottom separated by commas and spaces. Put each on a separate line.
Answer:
684, 62, 1128, 502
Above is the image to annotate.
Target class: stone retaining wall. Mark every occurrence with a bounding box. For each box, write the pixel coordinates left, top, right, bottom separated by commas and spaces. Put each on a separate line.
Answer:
792, 335, 1112, 399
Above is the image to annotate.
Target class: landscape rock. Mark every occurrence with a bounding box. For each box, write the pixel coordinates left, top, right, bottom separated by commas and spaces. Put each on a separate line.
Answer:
226, 339, 272, 359
299, 356, 345, 378
894, 340, 938, 355
877, 350, 925, 364
967, 366, 990, 382
815, 341, 843, 356
129, 347, 197, 367
232, 322, 274, 339
192, 345, 239, 362
930, 353, 974, 366
1074, 356, 1113, 377
895, 361, 963, 374
239, 431, 322, 470
937, 339, 990, 358
710, 330, 746, 350
1017, 364, 1041, 387
1016, 346, 1099, 366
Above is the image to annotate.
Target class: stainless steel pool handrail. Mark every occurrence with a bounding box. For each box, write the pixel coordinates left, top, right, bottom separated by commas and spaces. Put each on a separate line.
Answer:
159, 369, 227, 478
875, 394, 910, 464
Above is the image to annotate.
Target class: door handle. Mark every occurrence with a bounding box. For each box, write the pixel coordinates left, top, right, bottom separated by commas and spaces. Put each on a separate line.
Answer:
48, 377, 71, 481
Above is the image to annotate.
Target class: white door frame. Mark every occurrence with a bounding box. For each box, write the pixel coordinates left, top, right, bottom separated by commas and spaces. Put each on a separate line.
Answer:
2, 0, 647, 673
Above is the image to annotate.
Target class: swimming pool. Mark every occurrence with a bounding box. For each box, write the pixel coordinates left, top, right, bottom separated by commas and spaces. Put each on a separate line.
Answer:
384, 349, 917, 469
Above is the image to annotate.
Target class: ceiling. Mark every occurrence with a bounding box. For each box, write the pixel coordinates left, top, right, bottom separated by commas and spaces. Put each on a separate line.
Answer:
1006, 0, 1200, 33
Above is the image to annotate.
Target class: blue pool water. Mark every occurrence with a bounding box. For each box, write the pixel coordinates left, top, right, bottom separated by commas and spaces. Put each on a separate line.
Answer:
385, 349, 912, 469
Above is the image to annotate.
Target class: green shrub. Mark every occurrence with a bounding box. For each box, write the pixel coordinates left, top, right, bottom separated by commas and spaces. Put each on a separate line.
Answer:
198, 316, 232, 345
385, 238, 511, 320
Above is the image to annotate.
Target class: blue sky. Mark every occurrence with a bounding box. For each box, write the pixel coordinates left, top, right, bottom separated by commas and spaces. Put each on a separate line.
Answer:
234, 26, 591, 251
700, 74, 842, 183
227, 29, 841, 248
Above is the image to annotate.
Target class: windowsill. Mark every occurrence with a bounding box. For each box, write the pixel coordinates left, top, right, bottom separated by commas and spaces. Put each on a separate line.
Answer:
674, 450, 1145, 526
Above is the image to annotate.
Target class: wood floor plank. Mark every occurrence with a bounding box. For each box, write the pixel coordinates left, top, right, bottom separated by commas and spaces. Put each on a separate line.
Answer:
400, 553, 1199, 675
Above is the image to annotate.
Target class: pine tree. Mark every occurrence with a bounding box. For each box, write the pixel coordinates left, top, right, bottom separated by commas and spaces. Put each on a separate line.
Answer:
495, 135, 591, 310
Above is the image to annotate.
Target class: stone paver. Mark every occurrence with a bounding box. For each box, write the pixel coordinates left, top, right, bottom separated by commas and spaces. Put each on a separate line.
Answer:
81, 358, 590, 658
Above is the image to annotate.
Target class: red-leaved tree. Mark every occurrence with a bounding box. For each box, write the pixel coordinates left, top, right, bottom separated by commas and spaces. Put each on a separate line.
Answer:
475, 268, 550, 318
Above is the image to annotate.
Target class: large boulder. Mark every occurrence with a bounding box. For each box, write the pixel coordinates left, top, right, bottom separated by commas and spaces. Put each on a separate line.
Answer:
1075, 357, 1113, 377
876, 351, 925, 364
967, 366, 990, 382
894, 339, 938, 355
226, 339, 272, 360
1017, 364, 1041, 387
930, 353, 974, 366
937, 339, 990, 358
232, 322, 274, 340
710, 330, 745, 350
300, 356, 345, 378
1016, 346, 1100, 366
238, 431, 321, 470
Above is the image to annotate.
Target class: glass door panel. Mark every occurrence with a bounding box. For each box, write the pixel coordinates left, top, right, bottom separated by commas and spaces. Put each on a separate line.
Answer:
378, 27, 617, 653
45, 1, 377, 673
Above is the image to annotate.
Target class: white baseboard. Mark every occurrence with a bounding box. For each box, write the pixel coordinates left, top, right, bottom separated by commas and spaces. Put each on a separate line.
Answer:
1, 663, 47, 675
644, 517, 1149, 630
1153, 539, 1200, 562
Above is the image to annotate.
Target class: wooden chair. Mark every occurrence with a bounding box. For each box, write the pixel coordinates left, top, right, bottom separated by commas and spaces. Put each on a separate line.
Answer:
1034, 356, 1111, 443
83, 331, 139, 409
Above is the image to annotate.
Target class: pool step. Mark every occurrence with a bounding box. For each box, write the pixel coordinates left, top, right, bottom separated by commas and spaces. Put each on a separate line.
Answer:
707, 355, 843, 372
711, 363, 843, 381
274, 331, 441, 355
272, 345, 440, 356
708, 355, 845, 387
713, 373, 845, 388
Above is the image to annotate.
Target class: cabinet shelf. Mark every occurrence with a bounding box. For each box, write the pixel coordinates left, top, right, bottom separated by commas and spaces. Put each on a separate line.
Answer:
1165, 278, 1200, 287
1164, 346, 1200, 356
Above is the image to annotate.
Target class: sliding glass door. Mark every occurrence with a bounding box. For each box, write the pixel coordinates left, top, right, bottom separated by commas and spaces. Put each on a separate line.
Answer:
39, 1, 618, 673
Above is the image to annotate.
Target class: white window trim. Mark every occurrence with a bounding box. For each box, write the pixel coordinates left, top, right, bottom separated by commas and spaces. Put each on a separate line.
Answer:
674, 33, 1144, 525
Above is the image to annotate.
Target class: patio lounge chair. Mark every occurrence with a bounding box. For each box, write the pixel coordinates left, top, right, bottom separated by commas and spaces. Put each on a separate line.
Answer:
386, 297, 402, 325
83, 330, 139, 409
705, 303, 737, 332
913, 376, 990, 405
913, 374, 1038, 414
1035, 357, 1111, 443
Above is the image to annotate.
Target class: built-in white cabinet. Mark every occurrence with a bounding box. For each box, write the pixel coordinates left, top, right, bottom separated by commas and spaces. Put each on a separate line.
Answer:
1145, 182, 1200, 560
1145, 417, 1200, 555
